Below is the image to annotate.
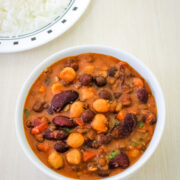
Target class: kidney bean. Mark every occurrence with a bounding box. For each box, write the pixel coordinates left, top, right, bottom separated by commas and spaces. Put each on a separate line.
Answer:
111, 123, 130, 139
31, 118, 41, 127
97, 170, 110, 177
53, 116, 76, 127
64, 59, 78, 71
43, 129, 53, 140
98, 90, 112, 100
46, 106, 54, 115
51, 90, 79, 112
123, 113, 137, 132
81, 110, 95, 123
94, 76, 107, 87
137, 88, 148, 103
109, 152, 129, 169
112, 113, 137, 139
107, 67, 117, 77
79, 74, 93, 86
54, 141, 69, 153
53, 130, 69, 140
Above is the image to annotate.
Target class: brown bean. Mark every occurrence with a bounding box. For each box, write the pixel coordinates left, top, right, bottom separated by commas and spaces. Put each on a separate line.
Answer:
137, 88, 148, 103
54, 141, 69, 153
79, 74, 93, 86
114, 92, 121, 99
109, 152, 129, 169
94, 76, 107, 87
81, 110, 95, 123
64, 59, 78, 71
98, 90, 112, 100
123, 113, 137, 132
97, 170, 110, 177
107, 67, 117, 77
53, 130, 69, 140
96, 134, 112, 145
32, 101, 45, 112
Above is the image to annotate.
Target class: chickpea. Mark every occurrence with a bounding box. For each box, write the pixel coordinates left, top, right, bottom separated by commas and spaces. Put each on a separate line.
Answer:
60, 67, 76, 82
93, 99, 110, 112
129, 148, 140, 158
92, 114, 108, 133
66, 149, 81, 165
133, 77, 144, 88
80, 87, 95, 101
83, 65, 95, 74
67, 132, 84, 148
51, 82, 64, 94
48, 151, 63, 169
70, 101, 84, 118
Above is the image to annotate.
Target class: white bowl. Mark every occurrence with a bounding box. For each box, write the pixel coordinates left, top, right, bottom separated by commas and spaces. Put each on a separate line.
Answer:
0, 0, 90, 53
15, 45, 166, 180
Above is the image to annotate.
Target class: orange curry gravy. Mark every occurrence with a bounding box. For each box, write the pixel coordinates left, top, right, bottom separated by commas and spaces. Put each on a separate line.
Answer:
23, 53, 157, 179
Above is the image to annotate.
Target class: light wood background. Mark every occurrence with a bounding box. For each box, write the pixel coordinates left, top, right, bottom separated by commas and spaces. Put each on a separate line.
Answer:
0, 0, 179, 179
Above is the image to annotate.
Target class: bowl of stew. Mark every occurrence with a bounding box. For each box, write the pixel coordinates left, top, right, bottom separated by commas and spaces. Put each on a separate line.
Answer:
15, 45, 165, 180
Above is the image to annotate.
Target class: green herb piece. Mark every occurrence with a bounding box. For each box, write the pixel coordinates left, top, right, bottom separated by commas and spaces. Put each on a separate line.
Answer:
113, 118, 119, 127
61, 127, 72, 133
139, 122, 144, 128
109, 100, 113, 104
108, 152, 118, 159
24, 109, 30, 118
139, 137, 143, 141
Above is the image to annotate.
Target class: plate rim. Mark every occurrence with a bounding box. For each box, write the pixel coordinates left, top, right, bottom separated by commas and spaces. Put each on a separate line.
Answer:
0, 0, 91, 53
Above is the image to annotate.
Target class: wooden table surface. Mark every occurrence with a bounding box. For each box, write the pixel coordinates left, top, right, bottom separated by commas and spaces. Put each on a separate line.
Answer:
0, 0, 179, 179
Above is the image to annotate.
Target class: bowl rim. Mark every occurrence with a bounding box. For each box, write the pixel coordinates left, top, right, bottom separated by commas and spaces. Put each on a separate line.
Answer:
0, 0, 90, 53
15, 45, 166, 180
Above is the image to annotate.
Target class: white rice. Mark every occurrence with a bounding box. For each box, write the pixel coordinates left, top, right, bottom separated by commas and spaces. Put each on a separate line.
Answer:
0, 0, 71, 36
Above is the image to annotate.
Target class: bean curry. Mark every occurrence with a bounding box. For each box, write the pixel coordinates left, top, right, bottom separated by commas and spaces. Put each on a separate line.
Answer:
23, 53, 157, 179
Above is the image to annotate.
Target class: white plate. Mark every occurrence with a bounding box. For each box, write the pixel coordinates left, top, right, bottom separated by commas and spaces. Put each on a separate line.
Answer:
0, 0, 90, 53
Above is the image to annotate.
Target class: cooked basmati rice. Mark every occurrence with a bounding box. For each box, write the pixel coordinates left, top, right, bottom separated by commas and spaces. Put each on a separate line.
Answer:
0, 0, 70, 36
